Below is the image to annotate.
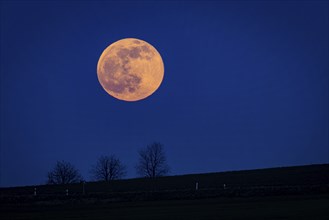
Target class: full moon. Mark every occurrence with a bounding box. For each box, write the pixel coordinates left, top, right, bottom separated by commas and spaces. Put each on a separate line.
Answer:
97, 38, 164, 101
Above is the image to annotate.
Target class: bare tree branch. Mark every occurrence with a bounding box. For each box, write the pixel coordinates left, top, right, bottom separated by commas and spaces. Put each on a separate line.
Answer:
47, 161, 83, 185
136, 142, 169, 178
91, 155, 126, 181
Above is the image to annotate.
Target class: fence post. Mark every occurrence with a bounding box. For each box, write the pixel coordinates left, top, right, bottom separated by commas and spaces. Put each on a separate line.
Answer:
195, 182, 199, 191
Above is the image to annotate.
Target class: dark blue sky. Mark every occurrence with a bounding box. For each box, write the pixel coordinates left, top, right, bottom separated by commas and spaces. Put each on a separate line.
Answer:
1, 1, 328, 187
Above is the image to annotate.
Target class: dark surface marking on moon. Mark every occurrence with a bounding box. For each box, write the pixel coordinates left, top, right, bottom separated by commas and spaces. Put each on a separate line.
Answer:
101, 73, 141, 95
126, 74, 141, 93
117, 48, 130, 59
122, 60, 130, 75
103, 80, 124, 94
141, 45, 150, 53
142, 45, 153, 60
133, 40, 141, 44
101, 58, 124, 93
101, 53, 142, 94
116, 48, 131, 74
129, 47, 142, 59
103, 58, 120, 76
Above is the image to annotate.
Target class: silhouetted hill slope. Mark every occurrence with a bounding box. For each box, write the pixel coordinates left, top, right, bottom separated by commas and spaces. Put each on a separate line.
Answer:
1, 164, 328, 200
95, 163, 329, 192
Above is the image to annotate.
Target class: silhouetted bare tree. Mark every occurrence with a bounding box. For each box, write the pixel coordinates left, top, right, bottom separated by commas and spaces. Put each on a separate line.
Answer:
136, 142, 169, 178
47, 160, 83, 184
91, 155, 126, 181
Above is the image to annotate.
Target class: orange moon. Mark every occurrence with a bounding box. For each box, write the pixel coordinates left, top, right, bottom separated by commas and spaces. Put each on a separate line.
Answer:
97, 38, 164, 101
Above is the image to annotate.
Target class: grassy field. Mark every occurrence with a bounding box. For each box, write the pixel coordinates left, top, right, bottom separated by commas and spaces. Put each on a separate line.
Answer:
1, 195, 328, 220
1, 164, 328, 219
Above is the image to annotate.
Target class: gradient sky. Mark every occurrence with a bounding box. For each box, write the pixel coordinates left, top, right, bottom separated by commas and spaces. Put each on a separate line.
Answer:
0, 1, 328, 187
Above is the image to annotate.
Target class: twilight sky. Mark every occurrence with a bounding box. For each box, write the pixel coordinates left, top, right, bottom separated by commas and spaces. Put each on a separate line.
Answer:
0, 1, 328, 187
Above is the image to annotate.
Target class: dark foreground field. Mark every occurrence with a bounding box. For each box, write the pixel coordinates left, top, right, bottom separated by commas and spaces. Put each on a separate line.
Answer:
1, 195, 328, 220
1, 164, 328, 219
